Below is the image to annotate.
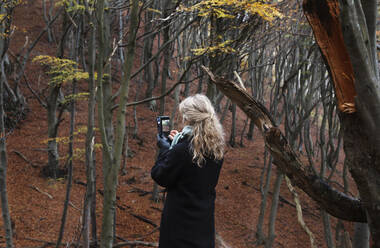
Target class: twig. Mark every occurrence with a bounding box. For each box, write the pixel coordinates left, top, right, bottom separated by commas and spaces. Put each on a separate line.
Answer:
233, 70, 246, 90
129, 213, 157, 227
127, 186, 151, 197
216, 232, 232, 248
24, 237, 56, 245
113, 240, 158, 247
150, 206, 162, 213
285, 176, 316, 248
7, 50, 47, 108
242, 181, 319, 218
136, 227, 160, 240
76, 181, 157, 226
125, 54, 199, 108
69, 201, 81, 211
29, 185, 53, 199
130, 17, 199, 80
13, 150, 39, 168
13, 7, 64, 87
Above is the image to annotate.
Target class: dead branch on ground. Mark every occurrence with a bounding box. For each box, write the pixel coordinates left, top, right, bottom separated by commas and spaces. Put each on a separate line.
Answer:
13, 150, 39, 168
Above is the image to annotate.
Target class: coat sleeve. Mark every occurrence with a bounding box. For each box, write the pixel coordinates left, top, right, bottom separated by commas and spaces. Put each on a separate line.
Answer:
151, 143, 185, 188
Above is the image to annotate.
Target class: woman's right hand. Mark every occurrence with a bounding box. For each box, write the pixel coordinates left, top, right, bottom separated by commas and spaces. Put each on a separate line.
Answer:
168, 130, 179, 141
157, 134, 170, 150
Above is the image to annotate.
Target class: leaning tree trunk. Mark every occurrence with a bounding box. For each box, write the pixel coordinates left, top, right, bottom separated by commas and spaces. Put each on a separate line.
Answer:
202, 66, 367, 220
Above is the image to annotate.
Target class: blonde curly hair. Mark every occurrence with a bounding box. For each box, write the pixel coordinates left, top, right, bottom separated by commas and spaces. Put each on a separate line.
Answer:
179, 94, 225, 166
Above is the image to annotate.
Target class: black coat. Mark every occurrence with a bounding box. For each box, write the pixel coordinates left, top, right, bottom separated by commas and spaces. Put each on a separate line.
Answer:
151, 137, 223, 248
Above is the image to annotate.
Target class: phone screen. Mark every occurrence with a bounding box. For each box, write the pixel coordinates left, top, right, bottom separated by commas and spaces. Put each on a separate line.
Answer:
162, 119, 170, 133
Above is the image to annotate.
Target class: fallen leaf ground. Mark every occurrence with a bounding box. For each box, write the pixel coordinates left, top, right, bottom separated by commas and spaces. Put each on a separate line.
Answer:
0, 1, 355, 247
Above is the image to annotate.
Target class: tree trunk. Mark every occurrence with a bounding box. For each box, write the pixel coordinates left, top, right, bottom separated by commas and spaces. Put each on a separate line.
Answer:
100, 0, 139, 246
83, 2, 97, 247
339, 113, 380, 247
255, 152, 272, 244
303, 0, 380, 246
0, 59, 13, 248
353, 223, 369, 248
42, 0, 53, 43
265, 171, 283, 248
229, 104, 236, 147
152, 0, 175, 203
44, 8, 71, 179
96, 0, 113, 246
321, 210, 335, 248
46, 84, 60, 179
56, 80, 76, 248
143, 4, 155, 109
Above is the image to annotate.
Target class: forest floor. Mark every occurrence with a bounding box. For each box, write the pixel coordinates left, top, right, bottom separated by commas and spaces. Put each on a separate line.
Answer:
0, 1, 355, 247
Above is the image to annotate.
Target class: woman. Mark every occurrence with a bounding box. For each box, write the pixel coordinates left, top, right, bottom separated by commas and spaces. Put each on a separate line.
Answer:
151, 94, 225, 248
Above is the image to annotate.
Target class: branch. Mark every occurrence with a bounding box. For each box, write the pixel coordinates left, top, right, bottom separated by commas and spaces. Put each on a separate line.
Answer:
8, 51, 47, 108
29, 185, 53, 199
130, 17, 199, 80
113, 240, 158, 247
13, 150, 39, 168
202, 66, 367, 222
125, 55, 198, 107
285, 176, 316, 248
129, 213, 157, 227
14, 7, 64, 86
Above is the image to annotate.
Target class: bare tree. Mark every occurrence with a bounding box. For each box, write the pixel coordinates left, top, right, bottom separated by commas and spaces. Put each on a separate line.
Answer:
82, 1, 97, 246
0, 2, 17, 247
303, 0, 380, 245
96, 0, 140, 246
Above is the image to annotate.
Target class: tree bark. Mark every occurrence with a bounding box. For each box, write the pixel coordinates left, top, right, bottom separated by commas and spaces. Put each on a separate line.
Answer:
46, 85, 60, 179
265, 171, 283, 248
96, 0, 114, 246
83, 1, 97, 247
303, 0, 380, 246
0, 59, 13, 248
353, 222, 369, 248
100, 0, 139, 246
229, 104, 236, 147
255, 152, 272, 244
56, 80, 75, 248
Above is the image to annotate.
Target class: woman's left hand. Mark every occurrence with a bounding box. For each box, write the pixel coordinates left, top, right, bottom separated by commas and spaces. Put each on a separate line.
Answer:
168, 130, 179, 141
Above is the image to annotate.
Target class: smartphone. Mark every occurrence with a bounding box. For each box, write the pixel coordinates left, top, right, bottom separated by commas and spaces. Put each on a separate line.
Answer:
157, 116, 170, 137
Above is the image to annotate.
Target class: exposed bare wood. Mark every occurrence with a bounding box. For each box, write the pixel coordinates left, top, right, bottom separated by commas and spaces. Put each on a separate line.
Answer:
302, 0, 356, 113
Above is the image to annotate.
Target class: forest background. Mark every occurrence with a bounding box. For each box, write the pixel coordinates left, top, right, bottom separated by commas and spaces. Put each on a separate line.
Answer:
0, 0, 379, 248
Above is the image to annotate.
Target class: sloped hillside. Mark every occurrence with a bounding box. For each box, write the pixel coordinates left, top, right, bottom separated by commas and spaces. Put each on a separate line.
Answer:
0, 1, 350, 247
